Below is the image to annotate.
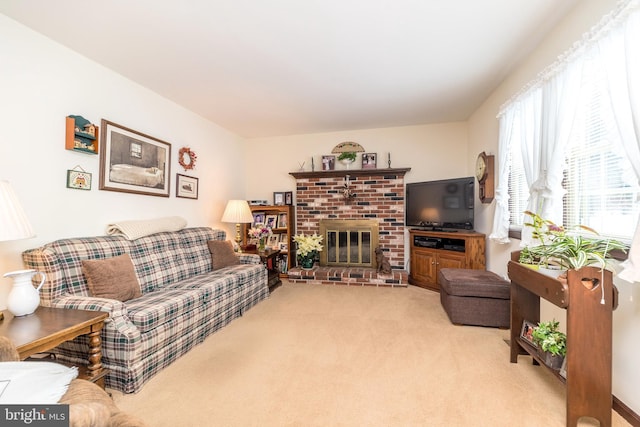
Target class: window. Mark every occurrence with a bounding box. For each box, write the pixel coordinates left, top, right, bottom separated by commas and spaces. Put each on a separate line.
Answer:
508, 61, 640, 240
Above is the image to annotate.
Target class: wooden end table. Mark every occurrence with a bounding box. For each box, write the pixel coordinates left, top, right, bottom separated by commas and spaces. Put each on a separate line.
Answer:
0, 306, 109, 389
245, 248, 282, 291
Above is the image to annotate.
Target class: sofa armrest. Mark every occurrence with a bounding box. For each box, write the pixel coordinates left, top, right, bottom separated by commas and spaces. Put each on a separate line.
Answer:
237, 253, 261, 264
50, 295, 141, 342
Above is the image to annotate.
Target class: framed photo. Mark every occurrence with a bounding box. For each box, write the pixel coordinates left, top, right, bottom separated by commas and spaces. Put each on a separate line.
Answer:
278, 241, 288, 251
99, 120, 171, 197
520, 320, 538, 347
277, 212, 288, 228
273, 192, 285, 205
252, 212, 265, 226
265, 214, 277, 229
285, 191, 293, 205
176, 174, 198, 199
267, 234, 279, 249
66, 170, 92, 190
322, 155, 335, 170
362, 153, 377, 169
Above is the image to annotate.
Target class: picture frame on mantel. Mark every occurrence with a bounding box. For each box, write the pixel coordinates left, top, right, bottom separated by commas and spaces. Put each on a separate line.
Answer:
99, 119, 171, 197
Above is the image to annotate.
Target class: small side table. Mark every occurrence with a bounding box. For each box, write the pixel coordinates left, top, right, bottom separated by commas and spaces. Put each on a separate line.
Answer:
0, 306, 109, 389
245, 248, 282, 291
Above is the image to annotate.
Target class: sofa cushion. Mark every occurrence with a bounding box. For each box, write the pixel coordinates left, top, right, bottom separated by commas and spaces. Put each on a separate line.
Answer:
207, 240, 240, 270
125, 288, 204, 333
82, 254, 142, 302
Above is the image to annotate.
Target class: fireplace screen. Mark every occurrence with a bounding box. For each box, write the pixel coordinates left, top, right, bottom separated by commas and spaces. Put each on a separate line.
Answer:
319, 220, 379, 267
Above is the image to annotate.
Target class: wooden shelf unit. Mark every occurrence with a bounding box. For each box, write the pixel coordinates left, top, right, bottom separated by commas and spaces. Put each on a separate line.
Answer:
242, 205, 295, 276
65, 116, 99, 154
408, 229, 486, 292
508, 252, 616, 427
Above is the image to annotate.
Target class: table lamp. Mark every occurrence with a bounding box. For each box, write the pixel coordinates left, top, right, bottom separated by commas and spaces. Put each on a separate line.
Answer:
221, 200, 254, 252
0, 180, 37, 319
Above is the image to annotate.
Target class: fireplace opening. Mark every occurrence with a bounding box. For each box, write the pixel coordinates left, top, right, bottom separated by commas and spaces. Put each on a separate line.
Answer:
319, 219, 379, 268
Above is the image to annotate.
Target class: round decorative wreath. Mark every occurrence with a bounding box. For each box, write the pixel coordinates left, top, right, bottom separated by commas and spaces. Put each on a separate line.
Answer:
178, 146, 197, 170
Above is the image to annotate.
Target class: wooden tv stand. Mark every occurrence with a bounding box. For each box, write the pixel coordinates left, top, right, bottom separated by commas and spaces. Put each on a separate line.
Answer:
508, 252, 616, 427
408, 229, 485, 292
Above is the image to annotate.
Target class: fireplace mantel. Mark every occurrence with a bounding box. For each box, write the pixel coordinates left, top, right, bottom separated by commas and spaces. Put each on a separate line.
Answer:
289, 167, 410, 179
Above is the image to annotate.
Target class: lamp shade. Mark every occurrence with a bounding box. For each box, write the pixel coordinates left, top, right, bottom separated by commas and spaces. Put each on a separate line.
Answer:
0, 180, 35, 242
221, 200, 254, 224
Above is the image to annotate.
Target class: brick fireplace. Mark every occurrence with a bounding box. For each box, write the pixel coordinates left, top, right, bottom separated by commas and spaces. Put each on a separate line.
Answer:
288, 168, 410, 286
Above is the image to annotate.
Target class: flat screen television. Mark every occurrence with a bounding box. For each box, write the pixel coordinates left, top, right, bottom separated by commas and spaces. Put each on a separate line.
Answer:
405, 177, 474, 230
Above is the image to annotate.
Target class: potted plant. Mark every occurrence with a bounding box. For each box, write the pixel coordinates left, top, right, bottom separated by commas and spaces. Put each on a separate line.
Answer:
531, 319, 566, 370
518, 246, 540, 270
337, 151, 357, 166
293, 232, 324, 269
522, 211, 627, 273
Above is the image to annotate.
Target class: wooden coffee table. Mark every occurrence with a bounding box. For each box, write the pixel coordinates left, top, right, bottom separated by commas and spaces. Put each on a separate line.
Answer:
0, 306, 109, 389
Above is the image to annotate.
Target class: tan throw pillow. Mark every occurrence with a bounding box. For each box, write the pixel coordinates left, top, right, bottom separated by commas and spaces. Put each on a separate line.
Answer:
208, 240, 240, 270
82, 254, 142, 302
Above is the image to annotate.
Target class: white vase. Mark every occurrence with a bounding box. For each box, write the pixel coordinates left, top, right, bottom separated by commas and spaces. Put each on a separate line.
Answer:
340, 158, 355, 169
4, 269, 46, 317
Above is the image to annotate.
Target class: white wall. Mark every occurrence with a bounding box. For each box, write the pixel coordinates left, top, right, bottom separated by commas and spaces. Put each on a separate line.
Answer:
0, 15, 247, 305
468, 0, 640, 413
245, 122, 468, 203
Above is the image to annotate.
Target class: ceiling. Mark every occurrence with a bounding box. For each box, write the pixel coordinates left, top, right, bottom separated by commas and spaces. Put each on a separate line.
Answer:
0, 0, 580, 138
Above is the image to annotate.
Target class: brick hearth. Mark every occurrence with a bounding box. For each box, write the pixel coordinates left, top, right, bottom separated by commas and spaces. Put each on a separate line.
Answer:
288, 266, 408, 287
290, 168, 411, 286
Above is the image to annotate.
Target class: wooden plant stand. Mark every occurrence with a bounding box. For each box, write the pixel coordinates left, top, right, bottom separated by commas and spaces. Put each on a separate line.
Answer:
508, 253, 616, 427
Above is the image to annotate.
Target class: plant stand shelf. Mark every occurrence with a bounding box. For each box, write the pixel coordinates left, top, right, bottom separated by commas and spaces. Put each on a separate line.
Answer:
508, 252, 617, 427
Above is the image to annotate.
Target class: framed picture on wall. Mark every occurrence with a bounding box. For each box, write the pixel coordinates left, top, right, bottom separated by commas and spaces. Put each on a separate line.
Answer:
175, 174, 198, 199
285, 191, 293, 205
99, 119, 171, 197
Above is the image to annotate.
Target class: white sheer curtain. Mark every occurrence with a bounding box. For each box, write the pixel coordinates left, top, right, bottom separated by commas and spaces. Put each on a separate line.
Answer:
517, 89, 543, 246
490, 0, 639, 256
488, 108, 515, 243
534, 60, 583, 224
598, 6, 640, 282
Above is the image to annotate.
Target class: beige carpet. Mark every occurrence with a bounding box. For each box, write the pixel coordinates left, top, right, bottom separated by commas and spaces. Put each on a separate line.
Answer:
112, 282, 631, 427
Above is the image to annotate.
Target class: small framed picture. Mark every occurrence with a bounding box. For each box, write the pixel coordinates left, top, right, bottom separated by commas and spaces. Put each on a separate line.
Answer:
285, 191, 293, 205
277, 212, 288, 228
267, 234, 279, 249
322, 155, 335, 170
273, 192, 285, 205
252, 212, 265, 226
265, 214, 277, 229
520, 320, 538, 348
176, 174, 198, 199
362, 153, 377, 169
278, 241, 288, 251
66, 170, 92, 190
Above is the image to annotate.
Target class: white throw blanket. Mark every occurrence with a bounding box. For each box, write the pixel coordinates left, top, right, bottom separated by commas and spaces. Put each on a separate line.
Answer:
106, 216, 187, 240
0, 362, 78, 404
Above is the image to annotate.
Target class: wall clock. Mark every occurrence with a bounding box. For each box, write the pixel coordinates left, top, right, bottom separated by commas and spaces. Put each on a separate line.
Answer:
475, 151, 495, 203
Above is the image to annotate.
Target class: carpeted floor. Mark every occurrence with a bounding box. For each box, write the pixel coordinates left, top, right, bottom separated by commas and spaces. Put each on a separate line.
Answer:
111, 282, 631, 426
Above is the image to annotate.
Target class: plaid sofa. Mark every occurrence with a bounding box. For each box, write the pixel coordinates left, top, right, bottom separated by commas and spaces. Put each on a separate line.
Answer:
22, 227, 269, 393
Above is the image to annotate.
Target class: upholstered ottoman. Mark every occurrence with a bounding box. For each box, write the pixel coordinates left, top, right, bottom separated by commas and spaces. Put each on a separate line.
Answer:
438, 268, 511, 328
